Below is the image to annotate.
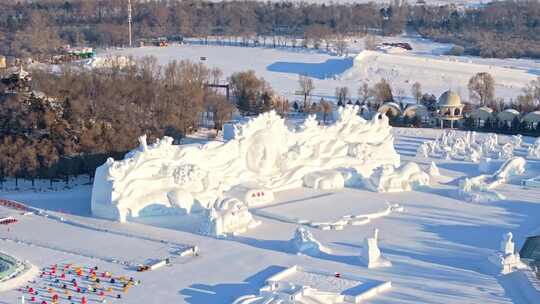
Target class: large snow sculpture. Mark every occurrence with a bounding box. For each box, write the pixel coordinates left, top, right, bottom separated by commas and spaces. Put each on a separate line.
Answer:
91, 106, 401, 228
459, 157, 526, 202
488, 232, 527, 274
360, 229, 392, 268
291, 227, 331, 255
365, 163, 430, 192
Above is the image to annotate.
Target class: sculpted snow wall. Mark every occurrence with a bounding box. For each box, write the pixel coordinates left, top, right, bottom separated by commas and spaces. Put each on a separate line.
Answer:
91, 106, 400, 222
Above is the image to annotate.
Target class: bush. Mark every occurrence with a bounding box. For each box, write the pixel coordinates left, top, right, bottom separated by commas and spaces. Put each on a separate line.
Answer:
445, 45, 465, 56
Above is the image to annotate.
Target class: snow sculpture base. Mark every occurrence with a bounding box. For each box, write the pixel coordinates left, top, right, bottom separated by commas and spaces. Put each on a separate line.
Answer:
227, 184, 275, 207
488, 232, 528, 275
360, 229, 392, 268
291, 227, 331, 255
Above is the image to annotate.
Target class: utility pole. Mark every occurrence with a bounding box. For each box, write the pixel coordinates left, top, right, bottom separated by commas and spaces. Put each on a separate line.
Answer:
128, 0, 133, 47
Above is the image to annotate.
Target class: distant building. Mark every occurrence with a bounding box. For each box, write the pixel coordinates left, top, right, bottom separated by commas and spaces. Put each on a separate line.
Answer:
0, 55, 6, 69
377, 102, 402, 118
470, 106, 494, 127
522, 111, 540, 129
436, 90, 464, 128
497, 109, 520, 128
403, 104, 429, 123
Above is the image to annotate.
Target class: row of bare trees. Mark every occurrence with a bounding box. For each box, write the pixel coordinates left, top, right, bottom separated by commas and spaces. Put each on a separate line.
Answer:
412, 1, 540, 58
0, 57, 234, 184
0, 0, 405, 60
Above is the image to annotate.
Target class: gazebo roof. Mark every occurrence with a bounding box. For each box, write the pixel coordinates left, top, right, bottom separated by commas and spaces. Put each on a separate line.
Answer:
438, 90, 462, 107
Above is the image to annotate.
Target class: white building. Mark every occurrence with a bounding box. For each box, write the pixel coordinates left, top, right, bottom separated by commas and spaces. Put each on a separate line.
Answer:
436, 90, 464, 129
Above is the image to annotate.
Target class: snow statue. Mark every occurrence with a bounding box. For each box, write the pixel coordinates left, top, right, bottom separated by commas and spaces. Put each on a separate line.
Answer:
428, 161, 440, 177
418, 131, 518, 163
365, 163, 430, 192
488, 232, 527, 274
360, 229, 391, 268
459, 157, 526, 203
91, 106, 401, 234
527, 138, 540, 159
201, 198, 260, 237
291, 227, 331, 255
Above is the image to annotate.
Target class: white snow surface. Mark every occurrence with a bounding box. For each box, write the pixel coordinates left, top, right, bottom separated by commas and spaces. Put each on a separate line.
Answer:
1, 127, 540, 303
101, 36, 539, 102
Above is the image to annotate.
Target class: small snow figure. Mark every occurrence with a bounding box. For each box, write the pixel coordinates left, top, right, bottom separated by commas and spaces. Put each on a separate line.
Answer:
501, 232, 514, 255
428, 161, 440, 177
489, 232, 528, 274
360, 229, 392, 268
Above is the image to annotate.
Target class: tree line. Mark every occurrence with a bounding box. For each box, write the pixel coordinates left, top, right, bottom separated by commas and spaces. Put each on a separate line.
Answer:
0, 57, 235, 186
412, 0, 540, 58
1, 0, 538, 60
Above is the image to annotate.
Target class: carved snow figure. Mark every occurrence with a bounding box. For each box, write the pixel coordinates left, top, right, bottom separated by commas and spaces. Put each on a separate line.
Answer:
527, 138, 540, 159
202, 198, 260, 237
366, 163, 430, 192
303, 170, 345, 190
291, 227, 331, 255
488, 232, 527, 274
459, 157, 526, 203
360, 229, 391, 268
428, 162, 440, 177
417, 143, 429, 158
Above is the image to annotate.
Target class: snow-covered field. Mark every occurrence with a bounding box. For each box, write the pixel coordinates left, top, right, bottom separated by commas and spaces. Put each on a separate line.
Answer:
1, 126, 540, 303
100, 35, 540, 103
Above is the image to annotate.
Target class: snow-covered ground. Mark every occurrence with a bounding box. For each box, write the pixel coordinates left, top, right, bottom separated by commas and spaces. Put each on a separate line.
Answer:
1, 126, 540, 303
100, 34, 540, 103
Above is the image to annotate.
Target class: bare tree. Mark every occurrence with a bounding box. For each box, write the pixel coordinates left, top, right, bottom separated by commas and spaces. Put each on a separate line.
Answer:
411, 81, 422, 103
358, 82, 371, 104
298, 75, 315, 112
335, 87, 350, 106
335, 36, 349, 56
364, 35, 380, 51
372, 78, 393, 106
522, 77, 540, 105
320, 99, 333, 124
210, 67, 223, 85
468, 72, 495, 106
